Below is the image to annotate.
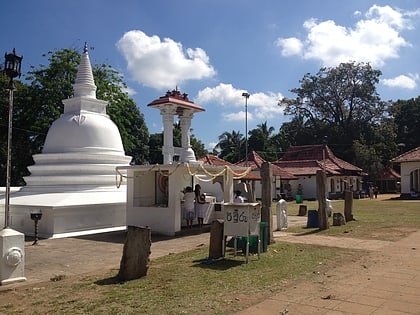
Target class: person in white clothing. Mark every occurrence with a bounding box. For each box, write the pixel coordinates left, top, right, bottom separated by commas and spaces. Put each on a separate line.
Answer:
183, 186, 195, 228
194, 184, 206, 227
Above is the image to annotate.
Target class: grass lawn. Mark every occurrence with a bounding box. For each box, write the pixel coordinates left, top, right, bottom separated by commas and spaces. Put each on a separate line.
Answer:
282, 194, 420, 241
1, 194, 419, 314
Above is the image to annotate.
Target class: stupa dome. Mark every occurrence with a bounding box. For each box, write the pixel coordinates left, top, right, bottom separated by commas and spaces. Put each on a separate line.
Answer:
43, 111, 125, 154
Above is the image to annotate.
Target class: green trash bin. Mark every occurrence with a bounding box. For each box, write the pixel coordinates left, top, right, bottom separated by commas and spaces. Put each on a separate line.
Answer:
259, 222, 268, 252
243, 236, 259, 254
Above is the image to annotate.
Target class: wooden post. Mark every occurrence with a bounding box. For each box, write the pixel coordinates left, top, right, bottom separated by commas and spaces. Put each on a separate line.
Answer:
298, 204, 307, 216
261, 162, 274, 244
118, 226, 151, 281
316, 170, 329, 230
209, 219, 224, 259
344, 190, 354, 222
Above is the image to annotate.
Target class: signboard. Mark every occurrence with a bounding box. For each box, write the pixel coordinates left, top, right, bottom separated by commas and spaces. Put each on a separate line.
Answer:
223, 203, 261, 237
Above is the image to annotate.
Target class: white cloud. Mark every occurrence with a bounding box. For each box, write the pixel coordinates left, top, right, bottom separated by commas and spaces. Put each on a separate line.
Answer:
116, 30, 216, 90
276, 5, 417, 67
365, 5, 414, 30
122, 85, 137, 96
382, 73, 419, 89
276, 37, 303, 56
195, 83, 284, 122
207, 142, 218, 151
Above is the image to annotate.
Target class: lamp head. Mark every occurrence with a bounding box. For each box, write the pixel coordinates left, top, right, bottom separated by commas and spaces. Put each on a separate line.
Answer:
4, 48, 23, 79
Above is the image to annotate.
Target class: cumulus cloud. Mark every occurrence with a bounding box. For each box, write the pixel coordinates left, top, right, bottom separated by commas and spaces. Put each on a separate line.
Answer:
195, 83, 284, 122
276, 5, 418, 67
275, 37, 303, 56
116, 30, 216, 89
382, 73, 419, 89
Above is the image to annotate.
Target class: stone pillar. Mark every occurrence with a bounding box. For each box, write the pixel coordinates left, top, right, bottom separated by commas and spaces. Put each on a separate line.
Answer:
179, 111, 196, 163
261, 162, 274, 244
118, 226, 151, 281
0, 228, 26, 285
161, 108, 174, 165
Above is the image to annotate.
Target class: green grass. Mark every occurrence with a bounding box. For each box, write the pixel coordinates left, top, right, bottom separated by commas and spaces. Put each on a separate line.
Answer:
282, 196, 420, 241
1, 243, 356, 315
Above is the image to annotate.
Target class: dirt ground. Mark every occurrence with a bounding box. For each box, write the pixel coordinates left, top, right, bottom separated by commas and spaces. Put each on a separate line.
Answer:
1, 194, 419, 314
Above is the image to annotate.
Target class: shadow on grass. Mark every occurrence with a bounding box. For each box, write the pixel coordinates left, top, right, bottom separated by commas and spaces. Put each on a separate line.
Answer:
95, 275, 124, 286
191, 257, 245, 270
292, 228, 324, 236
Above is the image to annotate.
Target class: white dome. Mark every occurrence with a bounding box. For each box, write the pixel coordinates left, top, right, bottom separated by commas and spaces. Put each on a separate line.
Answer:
43, 111, 125, 154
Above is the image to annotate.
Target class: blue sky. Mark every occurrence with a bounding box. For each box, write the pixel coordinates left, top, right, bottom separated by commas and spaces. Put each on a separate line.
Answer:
3, 1, 420, 151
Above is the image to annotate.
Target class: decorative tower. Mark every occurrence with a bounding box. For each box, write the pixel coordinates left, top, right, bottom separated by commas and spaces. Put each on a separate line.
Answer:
24, 43, 132, 188
2, 44, 132, 238
148, 89, 205, 164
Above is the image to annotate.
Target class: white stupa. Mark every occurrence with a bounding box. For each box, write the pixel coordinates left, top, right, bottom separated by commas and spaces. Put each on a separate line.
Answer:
1, 44, 132, 238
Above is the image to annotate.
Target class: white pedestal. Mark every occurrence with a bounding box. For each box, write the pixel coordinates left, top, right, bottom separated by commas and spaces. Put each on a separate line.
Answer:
0, 227, 26, 285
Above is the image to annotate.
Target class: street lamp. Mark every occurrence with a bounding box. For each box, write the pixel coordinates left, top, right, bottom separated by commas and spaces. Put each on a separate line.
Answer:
3, 48, 23, 228
242, 92, 250, 166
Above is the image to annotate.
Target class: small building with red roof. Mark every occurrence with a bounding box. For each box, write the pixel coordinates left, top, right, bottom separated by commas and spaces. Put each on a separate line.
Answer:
234, 151, 297, 201
273, 144, 364, 200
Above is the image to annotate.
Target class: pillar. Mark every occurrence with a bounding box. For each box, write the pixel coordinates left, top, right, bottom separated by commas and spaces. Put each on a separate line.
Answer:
161, 107, 175, 165
179, 111, 196, 163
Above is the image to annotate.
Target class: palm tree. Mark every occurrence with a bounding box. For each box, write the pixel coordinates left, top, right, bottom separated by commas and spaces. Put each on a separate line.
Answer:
257, 121, 275, 138
215, 130, 244, 163
248, 121, 277, 160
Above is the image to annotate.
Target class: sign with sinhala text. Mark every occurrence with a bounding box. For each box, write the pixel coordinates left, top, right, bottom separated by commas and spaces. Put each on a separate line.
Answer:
223, 203, 261, 237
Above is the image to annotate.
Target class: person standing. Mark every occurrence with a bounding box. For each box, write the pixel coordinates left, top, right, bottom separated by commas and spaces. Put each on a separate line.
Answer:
194, 184, 206, 227
183, 186, 195, 228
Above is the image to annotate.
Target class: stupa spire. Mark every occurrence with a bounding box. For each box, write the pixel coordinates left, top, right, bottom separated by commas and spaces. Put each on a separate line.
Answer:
73, 42, 97, 99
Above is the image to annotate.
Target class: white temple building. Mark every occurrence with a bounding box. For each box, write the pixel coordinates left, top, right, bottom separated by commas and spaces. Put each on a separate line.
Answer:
0, 44, 132, 238
117, 90, 250, 236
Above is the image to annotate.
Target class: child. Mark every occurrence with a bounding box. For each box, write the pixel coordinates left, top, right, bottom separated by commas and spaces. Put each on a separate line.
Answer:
183, 186, 195, 228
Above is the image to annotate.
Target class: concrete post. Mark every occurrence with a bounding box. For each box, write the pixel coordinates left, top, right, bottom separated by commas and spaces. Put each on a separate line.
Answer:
0, 228, 26, 285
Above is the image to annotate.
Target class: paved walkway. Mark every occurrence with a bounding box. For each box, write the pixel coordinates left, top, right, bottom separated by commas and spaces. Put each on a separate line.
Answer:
2, 215, 420, 314
237, 230, 420, 315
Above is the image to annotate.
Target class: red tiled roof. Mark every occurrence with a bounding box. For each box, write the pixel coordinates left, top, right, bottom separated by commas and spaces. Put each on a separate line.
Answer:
274, 145, 363, 176
391, 147, 420, 163
379, 167, 400, 180
197, 154, 233, 166
235, 151, 297, 180
148, 89, 205, 113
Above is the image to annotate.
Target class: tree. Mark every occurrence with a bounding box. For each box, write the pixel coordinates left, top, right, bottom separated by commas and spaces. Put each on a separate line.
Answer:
214, 130, 243, 163
279, 61, 387, 164
392, 97, 420, 152
277, 115, 320, 147
148, 133, 164, 165
248, 121, 277, 161
190, 136, 207, 159
0, 76, 34, 185
93, 64, 149, 164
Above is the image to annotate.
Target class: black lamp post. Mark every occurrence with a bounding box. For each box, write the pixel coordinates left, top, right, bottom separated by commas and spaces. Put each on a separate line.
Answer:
242, 92, 250, 166
30, 210, 42, 245
3, 49, 23, 228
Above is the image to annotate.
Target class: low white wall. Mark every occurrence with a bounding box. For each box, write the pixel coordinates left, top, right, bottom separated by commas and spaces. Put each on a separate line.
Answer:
127, 206, 176, 236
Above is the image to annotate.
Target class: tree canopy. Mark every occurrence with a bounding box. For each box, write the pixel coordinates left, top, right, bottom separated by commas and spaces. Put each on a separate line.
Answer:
278, 61, 393, 173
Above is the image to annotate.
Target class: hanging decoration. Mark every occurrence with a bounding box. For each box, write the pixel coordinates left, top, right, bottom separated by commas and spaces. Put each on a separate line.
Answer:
115, 163, 251, 188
